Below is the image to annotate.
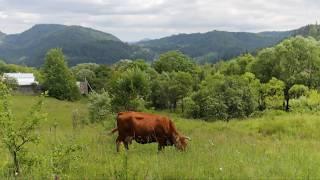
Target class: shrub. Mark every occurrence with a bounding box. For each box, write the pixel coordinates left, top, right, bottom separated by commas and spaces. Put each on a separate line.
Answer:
183, 96, 200, 118
3, 76, 18, 90
110, 68, 150, 111
88, 90, 112, 123
289, 84, 309, 99
190, 74, 259, 121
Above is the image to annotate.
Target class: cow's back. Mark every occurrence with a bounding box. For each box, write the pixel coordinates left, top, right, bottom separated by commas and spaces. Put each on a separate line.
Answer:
116, 112, 173, 139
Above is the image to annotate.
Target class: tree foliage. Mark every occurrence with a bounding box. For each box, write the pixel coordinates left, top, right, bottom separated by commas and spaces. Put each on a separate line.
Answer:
110, 68, 150, 111
153, 51, 196, 73
0, 84, 46, 175
185, 74, 258, 121
251, 36, 320, 111
88, 90, 112, 123
42, 48, 80, 101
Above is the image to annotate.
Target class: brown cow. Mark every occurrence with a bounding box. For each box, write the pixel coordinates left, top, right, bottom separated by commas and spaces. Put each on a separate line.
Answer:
110, 111, 191, 152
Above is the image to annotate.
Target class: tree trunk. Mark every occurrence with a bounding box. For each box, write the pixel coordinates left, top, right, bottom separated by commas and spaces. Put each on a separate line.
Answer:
181, 99, 184, 113
285, 98, 290, 112
173, 101, 177, 110
284, 88, 290, 112
13, 151, 20, 175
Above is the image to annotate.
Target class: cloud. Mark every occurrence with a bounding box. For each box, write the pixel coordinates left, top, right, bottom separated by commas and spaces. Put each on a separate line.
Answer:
0, 0, 318, 41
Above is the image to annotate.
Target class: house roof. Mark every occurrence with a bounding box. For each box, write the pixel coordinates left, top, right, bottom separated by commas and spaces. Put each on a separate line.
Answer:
4, 73, 37, 86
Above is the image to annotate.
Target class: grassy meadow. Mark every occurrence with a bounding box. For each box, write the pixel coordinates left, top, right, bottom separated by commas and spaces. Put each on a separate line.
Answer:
1, 95, 320, 179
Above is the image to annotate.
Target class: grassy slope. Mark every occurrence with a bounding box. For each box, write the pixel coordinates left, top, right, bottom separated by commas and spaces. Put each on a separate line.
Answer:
1, 96, 320, 179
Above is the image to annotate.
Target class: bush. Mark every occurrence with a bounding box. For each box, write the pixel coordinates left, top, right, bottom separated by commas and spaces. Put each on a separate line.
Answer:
110, 68, 150, 111
3, 76, 18, 90
88, 90, 112, 123
189, 74, 259, 121
183, 96, 200, 118
263, 78, 285, 109
290, 90, 320, 112
289, 84, 309, 99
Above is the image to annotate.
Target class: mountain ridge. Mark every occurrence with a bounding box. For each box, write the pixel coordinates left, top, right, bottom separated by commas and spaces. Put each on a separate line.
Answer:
0, 24, 319, 66
136, 29, 295, 63
0, 24, 147, 66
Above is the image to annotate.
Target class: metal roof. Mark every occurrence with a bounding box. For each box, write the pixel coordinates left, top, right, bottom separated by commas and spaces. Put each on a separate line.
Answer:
4, 73, 37, 86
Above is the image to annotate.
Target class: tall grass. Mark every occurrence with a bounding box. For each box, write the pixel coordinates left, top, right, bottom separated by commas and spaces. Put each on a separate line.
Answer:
1, 95, 320, 179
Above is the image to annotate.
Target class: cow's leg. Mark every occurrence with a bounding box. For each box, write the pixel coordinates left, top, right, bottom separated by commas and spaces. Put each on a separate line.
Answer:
116, 136, 122, 152
124, 141, 129, 150
158, 144, 164, 151
157, 138, 165, 151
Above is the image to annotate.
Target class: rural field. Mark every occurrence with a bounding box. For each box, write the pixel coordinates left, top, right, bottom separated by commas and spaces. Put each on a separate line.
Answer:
1, 95, 320, 179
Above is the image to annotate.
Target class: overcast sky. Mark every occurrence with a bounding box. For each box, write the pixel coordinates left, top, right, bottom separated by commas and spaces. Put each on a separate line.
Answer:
0, 0, 319, 41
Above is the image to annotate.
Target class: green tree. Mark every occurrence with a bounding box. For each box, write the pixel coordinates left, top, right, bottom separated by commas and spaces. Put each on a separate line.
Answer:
150, 73, 170, 109
110, 68, 150, 111
42, 49, 80, 101
91, 65, 112, 92
263, 78, 285, 109
289, 84, 309, 99
251, 36, 320, 111
153, 51, 196, 73
114, 59, 150, 72
188, 74, 258, 121
0, 84, 46, 175
167, 72, 193, 111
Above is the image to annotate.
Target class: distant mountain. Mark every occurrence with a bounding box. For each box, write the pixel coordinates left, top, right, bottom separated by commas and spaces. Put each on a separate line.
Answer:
1, 24, 319, 66
136, 30, 294, 63
291, 24, 320, 39
0, 31, 5, 39
0, 24, 151, 66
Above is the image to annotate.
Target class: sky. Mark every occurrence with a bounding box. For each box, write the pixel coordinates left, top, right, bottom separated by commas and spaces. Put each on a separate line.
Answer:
0, 0, 319, 42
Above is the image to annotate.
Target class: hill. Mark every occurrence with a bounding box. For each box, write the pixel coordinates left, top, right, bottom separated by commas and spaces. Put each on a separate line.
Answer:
0, 24, 152, 66
291, 24, 320, 39
136, 30, 293, 63
0, 31, 5, 37
1, 24, 320, 66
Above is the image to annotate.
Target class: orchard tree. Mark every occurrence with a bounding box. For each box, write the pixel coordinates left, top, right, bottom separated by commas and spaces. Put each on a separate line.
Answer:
42, 48, 80, 101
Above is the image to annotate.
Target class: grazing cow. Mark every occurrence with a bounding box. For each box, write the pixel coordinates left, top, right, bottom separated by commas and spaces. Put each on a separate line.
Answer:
110, 111, 191, 152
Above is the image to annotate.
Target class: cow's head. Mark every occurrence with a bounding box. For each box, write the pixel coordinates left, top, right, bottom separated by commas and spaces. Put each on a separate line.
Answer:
174, 135, 191, 151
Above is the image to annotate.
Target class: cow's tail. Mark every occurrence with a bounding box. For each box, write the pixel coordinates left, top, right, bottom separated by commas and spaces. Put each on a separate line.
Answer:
109, 128, 118, 135
108, 112, 123, 135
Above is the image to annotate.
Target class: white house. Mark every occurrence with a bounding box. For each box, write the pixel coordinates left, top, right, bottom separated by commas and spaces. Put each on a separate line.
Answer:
3, 73, 39, 94
3, 73, 37, 86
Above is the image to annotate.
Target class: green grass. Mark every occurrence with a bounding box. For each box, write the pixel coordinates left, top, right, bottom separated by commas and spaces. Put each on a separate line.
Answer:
1, 95, 320, 179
